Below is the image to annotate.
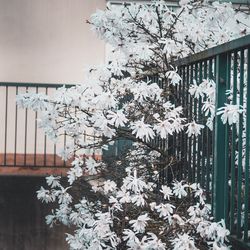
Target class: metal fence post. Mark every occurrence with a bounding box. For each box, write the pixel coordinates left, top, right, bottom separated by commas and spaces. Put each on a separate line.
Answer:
213, 52, 228, 221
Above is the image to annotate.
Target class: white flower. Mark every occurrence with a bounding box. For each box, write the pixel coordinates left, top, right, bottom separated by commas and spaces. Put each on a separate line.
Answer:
207, 220, 230, 244
154, 119, 173, 138
172, 181, 188, 198
146, 233, 166, 250
123, 170, 148, 193
85, 158, 99, 175
37, 187, 55, 203
172, 214, 185, 226
186, 121, 204, 137
179, 0, 191, 6
206, 117, 214, 131
107, 110, 128, 127
212, 242, 230, 250
131, 194, 147, 207
202, 101, 215, 117
67, 166, 83, 185
160, 185, 173, 200
58, 145, 74, 161
123, 229, 138, 243
93, 91, 117, 109
131, 118, 155, 142
189, 80, 204, 99
159, 38, 176, 56
155, 203, 175, 218
129, 213, 150, 233
103, 180, 117, 194
117, 189, 131, 203
53, 187, 72, 205
217, 104, 243, 125
150, 202, 156, 211
46, 175, 61, 188
45, 214, 56, 227
166, 69, 182, 86
171, 234, 198, 250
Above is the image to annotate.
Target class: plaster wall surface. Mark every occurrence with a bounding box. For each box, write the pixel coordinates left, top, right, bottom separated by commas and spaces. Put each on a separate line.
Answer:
0, 0, 105, 84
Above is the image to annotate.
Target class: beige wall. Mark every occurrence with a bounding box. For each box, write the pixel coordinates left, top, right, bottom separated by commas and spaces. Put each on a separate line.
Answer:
0, 0, 106, 84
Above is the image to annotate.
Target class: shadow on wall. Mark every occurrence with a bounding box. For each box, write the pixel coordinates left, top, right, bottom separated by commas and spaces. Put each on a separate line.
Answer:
0, 176, 68, 250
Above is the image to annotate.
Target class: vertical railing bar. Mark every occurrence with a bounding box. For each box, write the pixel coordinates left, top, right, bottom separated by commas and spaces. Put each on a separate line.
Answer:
202, 60, 208, 191
183, 66, 187, 179
180, 67, 185, 179
236, 49, 244, 238
24, 86, 28, 166
54, 87, 58, 167
230, 51, 238, 232
54, 144, 57, 167
211, 57, 217, 214
172, 84, 177, 179
243, 48, 250, 241
198, 61, 203, 185
44, 87, 48, 167
190, 64, 195, 182
34, 86, 38, 166
207, 58, 213, 201
194, 63, 198, 182
214, 52, 227, 221
73, 106, 77, 161
175, 69, 180, 180
14, 86, 18, 166
187, 65, 192, 182
63, 117, 67, 167
224, 52, 231, 227
4, 86, 8, 166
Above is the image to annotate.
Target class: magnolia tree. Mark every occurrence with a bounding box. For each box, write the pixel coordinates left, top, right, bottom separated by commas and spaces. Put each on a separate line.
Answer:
17, 0, 250, 249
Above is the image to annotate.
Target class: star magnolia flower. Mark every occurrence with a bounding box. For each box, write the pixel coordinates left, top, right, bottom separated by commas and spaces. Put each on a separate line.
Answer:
146, 233, 166, 250
103, 180, 117, 194
107, 110, 128, 127
155, 203, 175, 218
172, 214, 185, 226
123, 229, 137, 243
212, 242, 229, 250
186, 121, 204, 137
131, 118, 155, 142
117, 189, 131, 203
123, 170, 148, 193
217, 104, 243, 125
37, 187, 55, 203
46, 175, 61, 188
85, 158, 99, 175
160, 185, 173, 200
172, 181, 188, 198
165, 69, 182, 86
202, 101, 215, 116
67, 165, 83, 185
171, 234, 198, 250
131, 194, 147, 207
129, 213, 150, 233
189, 80, 204, 99
154, 119, 173, 138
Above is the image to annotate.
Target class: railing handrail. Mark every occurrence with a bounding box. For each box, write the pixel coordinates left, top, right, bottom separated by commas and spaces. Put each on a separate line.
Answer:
176, 33, 250, 66
0, 82, 75, 88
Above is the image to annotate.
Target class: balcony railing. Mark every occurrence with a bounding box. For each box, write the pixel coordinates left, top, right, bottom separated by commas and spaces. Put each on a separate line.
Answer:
176, 34, 250, 248
0, 82, 75, 175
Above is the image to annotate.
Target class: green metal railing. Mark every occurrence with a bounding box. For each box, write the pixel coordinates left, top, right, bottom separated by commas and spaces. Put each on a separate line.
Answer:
177, 34, 250, 248
0, 82, 73, 168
